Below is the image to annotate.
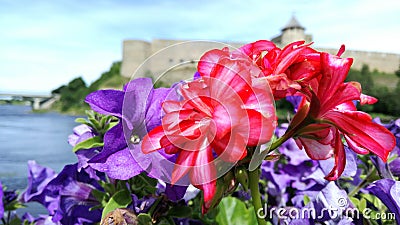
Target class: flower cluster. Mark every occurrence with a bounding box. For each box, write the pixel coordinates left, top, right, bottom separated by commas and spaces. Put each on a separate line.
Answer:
0, 39, 398, 225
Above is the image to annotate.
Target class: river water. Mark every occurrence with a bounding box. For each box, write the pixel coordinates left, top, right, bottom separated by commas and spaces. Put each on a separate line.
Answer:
0, 104, 78, 191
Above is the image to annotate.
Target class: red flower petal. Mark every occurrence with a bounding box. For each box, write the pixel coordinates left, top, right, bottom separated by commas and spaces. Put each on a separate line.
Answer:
298, 136, 334, 160
323, 110, 395, 162
317, 53, 353, 104
325, 130, 346, 181
171, 150, 198, 184
142, 125, 166, 154
212, 132, 247, 162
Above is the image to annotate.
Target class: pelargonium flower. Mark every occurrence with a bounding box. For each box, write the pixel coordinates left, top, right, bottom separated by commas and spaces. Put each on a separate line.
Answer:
142, 47, 276, 212
286, 51, 396, 180
85, 78, 179, 180
239, 40, 322, 99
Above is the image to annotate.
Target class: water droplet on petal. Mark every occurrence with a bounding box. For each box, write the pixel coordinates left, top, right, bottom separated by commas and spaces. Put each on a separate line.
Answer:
130, 134, 141, 144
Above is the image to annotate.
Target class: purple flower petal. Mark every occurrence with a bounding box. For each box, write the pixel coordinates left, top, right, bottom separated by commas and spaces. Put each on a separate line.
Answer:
122, 78, 155, 130
165, 183, 188, 202
313, 182, 349, 222
319, 146, 357, 178
68, 124, 96, 147
44, 164, 103, 224
21, 161, 57, 204
85, 89, 124, 117
145, 87, 177, 132
75, 148, 102, 180
286, 95, 302, 112
89, 148, 143, 180
366, 179, 400, 224
89, 122, 126, 163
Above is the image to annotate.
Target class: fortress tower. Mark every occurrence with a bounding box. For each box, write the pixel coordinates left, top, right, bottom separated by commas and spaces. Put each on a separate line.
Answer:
271, 15, 313, 47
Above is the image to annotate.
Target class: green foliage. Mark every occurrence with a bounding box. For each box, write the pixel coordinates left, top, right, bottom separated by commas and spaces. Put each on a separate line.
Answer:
216, 197, 258, 225
72, 136, 103, 152
50, 61, 129, 114
137, 213, 153, 225
88, 61, 127, 92
395, 64, 400, 78
101, 189, 133, 219
52, 76, 90, 113
346, 64, 400, 116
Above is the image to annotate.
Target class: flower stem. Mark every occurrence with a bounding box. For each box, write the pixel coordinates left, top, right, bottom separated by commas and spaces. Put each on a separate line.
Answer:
348, 167, 376, 197
248, 167, 267, 225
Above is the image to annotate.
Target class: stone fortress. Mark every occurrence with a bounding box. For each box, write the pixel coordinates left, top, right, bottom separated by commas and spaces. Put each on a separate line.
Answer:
121, 16, 400, 83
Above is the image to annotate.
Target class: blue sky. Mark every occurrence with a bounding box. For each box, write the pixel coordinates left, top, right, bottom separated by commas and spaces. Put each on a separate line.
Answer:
1, 0, 399, 93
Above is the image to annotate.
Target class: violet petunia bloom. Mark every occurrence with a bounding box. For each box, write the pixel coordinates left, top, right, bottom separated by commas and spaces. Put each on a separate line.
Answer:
85, 77, 180, 181
22, 213, 60, 225
372, 118, 400, 177
22, 162, 104, 225
67, 124, 96, 147
45, 163, 103, 225
366, 179, 400, 224
21, 160, 58, 213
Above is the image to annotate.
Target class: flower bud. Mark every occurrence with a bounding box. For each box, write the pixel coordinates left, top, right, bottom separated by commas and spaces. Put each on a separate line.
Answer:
235, 166, 249, 191
101, 208, 137, 225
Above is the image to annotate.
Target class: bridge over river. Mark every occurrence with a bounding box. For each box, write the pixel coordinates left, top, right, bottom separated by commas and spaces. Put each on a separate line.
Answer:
0, 93, 60, 110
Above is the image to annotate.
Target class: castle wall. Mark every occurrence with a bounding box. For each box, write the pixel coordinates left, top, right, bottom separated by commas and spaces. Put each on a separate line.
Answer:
121, 39, 400, 82
318, 48, 400, 73
121, 40, 151, 78
122, 39, 244, 84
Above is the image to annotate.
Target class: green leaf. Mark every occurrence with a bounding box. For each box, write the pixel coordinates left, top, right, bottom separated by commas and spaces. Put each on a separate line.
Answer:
5, 200, 26, 211
216, 197, 257, 225
303, 195, 310, 205
137, 213, 152, 225
91, 189, 109, 207
350, 197, 360, 207
101, 189, 132, 219
359, 198, 367, 212
167, 205, 193, 218
9, 217, 22, 225
74, 117, 88, 124
72, 136, 103, 152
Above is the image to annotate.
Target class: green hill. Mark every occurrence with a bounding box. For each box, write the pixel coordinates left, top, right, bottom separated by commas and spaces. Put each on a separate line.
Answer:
51, 61, 129, 115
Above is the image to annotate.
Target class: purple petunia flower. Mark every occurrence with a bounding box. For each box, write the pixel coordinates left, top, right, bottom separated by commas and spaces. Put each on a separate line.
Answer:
46, 163, 103, 225
85, 77, 179, 181
366, 179, 400, 224
67, 124, 95, 147
371, 118, 400, 178
67, 123, 101, 180
21, 160, 58, 213
22, 162, 104, 225
46, 164, 103, 224
22, 213, 60, 225
286, 95, 302, 112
